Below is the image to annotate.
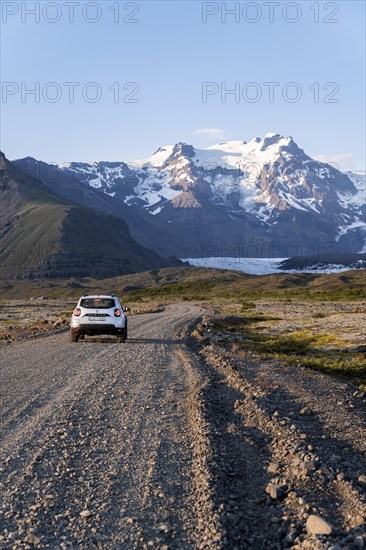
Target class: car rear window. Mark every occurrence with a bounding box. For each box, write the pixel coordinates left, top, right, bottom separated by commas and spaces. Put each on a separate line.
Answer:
80, 298, 115, 309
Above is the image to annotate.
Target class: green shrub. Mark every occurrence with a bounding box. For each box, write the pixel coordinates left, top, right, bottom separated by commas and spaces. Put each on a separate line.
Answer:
258, 335, 313, 355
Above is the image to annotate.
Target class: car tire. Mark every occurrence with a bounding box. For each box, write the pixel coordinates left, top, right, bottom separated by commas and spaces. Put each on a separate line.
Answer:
70, 332, 79, 343
117, 328, 127, 343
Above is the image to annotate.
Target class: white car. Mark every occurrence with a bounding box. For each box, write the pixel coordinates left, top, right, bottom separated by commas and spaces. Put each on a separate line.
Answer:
70, 294, 128, 343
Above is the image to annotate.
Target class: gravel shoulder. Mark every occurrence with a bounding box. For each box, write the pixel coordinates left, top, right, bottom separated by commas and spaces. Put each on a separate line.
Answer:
0, 304, 365, 549
188, 316, 366, 549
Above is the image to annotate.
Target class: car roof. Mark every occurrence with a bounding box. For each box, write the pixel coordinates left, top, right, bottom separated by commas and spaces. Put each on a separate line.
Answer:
80, 295, 118, 299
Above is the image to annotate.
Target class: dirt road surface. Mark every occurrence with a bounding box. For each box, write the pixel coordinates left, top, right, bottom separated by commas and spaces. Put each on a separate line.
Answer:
1, 304, 365, 549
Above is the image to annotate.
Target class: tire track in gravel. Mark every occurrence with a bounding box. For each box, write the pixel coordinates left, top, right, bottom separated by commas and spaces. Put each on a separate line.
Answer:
180, 333, 285, 549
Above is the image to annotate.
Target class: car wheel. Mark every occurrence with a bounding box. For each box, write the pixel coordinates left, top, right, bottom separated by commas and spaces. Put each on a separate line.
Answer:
117, 329, 127, 343
70, 332, 79, 343
79, 334, 85, 340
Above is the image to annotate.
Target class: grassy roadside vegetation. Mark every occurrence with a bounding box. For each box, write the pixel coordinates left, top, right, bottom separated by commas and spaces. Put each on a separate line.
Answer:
211, 307, 366, 389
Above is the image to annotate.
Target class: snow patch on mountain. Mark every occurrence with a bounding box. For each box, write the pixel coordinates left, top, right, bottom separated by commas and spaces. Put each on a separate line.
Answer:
126, 170, 181, 209
335, 171, 365, 247
345, 171, 366, 206
135, 145, 175, 168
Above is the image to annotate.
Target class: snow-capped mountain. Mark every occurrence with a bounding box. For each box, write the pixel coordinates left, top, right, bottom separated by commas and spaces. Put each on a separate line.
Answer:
14, 134, 366, 258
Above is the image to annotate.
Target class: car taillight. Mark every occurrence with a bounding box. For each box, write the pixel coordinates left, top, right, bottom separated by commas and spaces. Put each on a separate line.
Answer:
114, 308, 121, 317
73, 308, 81, 317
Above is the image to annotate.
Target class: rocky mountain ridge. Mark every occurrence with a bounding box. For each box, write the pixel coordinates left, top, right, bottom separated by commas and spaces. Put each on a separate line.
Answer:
14, 134, 365, 257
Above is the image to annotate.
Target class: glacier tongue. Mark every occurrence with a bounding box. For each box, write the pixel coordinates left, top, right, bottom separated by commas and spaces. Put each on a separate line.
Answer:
183, 257, 365, 275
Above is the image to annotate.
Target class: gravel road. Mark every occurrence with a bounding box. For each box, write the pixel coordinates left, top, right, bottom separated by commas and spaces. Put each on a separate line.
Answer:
0, 304, 209, 549
1, 304, 365, 549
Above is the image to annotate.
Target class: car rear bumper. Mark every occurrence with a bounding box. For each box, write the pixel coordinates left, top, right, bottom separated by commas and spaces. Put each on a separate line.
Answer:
71, 324, 126, 336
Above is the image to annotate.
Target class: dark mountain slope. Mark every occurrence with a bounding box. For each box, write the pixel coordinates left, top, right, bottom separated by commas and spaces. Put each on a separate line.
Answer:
13, 157, 174, 257
0, 152, 178, 279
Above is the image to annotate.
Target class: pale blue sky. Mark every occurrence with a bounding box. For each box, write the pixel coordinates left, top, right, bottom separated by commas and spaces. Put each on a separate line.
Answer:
1, 1, 365, 169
